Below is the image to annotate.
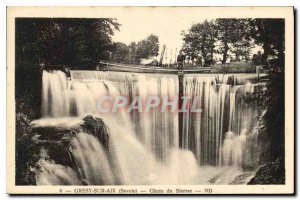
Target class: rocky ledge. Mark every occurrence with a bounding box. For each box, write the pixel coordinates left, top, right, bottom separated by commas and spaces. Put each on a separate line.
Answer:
247, 157, 285, 185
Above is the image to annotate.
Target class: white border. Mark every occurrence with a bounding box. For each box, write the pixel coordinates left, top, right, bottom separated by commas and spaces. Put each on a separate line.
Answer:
4, 5, 295, 196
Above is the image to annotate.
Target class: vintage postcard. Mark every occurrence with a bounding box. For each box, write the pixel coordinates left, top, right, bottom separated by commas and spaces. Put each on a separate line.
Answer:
7, 7, 294, 194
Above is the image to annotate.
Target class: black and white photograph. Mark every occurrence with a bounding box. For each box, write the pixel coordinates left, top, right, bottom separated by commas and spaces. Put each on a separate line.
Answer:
6, 6, 294, 194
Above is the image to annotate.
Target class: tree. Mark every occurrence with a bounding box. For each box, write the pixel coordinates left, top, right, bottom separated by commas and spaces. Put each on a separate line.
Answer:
215, 19, 234, 64
111, 42, 130, 63
108, 35, 159, 64
127, 42, 138, 64
136, 34, 159, 60
231, 20, 254, 61
182, 20, 217, 66
214, 19, 254, 64
16, 18, 120, 69
215, 19, 235, 64
250, 19, 285, 65
182, 19, 255, 65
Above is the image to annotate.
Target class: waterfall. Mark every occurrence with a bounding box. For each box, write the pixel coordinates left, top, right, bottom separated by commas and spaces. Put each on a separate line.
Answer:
41, 70, 179, 161
182, 74, 260, 167
35, 70, 261, 185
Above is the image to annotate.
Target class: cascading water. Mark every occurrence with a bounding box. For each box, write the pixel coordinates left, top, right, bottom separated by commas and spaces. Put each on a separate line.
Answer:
41, 70, 179, 161
182, 74, 260, 168
33, 70, 262, 185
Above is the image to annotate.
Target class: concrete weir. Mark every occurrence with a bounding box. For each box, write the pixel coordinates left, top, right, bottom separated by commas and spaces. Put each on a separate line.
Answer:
99, 62, 212, 74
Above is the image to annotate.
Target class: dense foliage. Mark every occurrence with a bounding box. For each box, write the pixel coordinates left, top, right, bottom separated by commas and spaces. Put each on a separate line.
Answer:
182, 20, 217, 66
182, 19, 253, 66
16, 18, 120, 69
182, 18, 284, 67
249, 19, 285, 65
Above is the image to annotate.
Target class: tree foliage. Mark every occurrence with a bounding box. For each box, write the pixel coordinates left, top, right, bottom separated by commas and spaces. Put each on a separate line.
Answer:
136, 34, 160, 60
227, 19, 254, 62
215, 19, 237, 64
182, 20, 217, 66
127, 42, 138, 63
182, 18, 255, 65
16, 18, 120, 69
249, 19, 285, 65
182, 18, 285, 66
111, 42, 130, 63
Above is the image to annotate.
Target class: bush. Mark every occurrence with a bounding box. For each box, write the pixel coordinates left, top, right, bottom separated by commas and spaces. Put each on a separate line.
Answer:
15, 101, 37, 185
210, 62, 256, 73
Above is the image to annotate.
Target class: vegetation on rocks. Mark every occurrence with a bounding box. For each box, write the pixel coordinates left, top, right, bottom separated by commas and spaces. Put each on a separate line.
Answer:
15, 108, 37, 185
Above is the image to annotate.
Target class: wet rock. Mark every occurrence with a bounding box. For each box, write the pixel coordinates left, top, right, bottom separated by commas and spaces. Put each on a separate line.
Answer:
30, 115, 110, 167
209, 175, 219, 184
80, 115, 110, 149
30, 129, 77, 168
229, 172, 254, 185
18, 115, 110, 185
247, 157, 285, 185
30, 115, 110, 168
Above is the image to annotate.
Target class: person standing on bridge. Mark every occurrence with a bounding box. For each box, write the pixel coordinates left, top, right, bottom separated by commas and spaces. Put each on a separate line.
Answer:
177, 51, 186, 71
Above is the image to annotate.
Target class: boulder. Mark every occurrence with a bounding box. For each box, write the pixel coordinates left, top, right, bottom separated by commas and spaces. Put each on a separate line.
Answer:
80, 115, 110, 149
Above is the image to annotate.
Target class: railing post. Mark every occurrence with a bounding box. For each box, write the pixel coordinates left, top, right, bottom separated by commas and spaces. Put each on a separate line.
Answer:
178, 72, 184, 148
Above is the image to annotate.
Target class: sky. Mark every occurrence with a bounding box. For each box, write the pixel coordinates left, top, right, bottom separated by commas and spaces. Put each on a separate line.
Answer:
112, 15, 202, 53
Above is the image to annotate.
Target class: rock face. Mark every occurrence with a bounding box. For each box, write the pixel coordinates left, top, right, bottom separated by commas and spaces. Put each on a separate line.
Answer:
247, 157, 285, 185
32, 127, 77, 167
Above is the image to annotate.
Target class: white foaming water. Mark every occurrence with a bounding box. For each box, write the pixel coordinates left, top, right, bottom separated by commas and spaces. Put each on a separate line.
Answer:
35, 70, 260, 185
35, 119, 255, 185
